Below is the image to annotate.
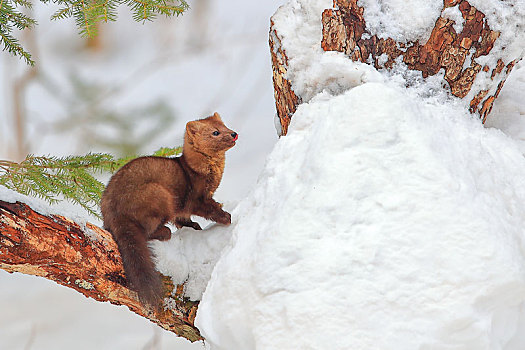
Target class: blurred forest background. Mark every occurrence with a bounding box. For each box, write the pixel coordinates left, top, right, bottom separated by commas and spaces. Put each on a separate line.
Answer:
0, 0, 284, 348
1, 0, 283, 163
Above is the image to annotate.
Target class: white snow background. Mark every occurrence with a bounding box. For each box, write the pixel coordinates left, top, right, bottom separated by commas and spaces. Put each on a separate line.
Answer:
2, 0, 525, 349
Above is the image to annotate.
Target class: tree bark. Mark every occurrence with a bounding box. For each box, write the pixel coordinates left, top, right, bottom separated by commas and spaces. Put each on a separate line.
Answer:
270, 0, 522, 135
0, 200, 201, 342
270, 18, 302, 136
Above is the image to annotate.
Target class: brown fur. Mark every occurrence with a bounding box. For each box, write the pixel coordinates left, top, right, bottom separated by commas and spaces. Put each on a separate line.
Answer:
101, 113, 237, 306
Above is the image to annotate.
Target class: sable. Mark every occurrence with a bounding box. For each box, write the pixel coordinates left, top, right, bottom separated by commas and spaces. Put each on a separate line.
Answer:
101, 112, 238, 306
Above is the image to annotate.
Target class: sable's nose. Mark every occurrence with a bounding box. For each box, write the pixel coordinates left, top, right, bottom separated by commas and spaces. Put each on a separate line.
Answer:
231, 132, 238, 140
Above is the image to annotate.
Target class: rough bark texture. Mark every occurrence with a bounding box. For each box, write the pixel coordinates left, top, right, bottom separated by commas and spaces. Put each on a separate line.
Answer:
0, 200, 201, 342
270, 0, 521, 135
321, 0, 519, 123
270, 18, 302, 136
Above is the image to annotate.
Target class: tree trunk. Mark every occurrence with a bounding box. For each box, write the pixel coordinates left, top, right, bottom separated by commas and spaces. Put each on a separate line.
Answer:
0, 200, 201, 342
270, 0, 522, 135
270, 18, 302, 136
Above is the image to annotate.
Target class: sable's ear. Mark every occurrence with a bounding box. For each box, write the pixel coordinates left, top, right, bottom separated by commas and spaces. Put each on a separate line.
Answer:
210, 112, 222, 122
186, 121, 200, 136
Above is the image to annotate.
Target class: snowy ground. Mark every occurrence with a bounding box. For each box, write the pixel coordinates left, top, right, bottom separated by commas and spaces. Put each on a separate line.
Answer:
1, 0, 525, 349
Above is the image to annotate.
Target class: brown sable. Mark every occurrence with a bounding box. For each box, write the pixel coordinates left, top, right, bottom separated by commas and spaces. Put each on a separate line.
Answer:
101, 112, 238, 307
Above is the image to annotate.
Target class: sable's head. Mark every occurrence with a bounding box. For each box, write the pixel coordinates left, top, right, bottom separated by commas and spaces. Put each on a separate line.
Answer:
185, 113, 238, 155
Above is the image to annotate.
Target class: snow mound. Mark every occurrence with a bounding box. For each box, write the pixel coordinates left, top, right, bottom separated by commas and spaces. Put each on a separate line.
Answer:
195, 83, 525, 349
151, 223, 232, 301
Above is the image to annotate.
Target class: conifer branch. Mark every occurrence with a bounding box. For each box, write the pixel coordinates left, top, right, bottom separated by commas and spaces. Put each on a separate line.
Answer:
0, 0, 36, 65
0, 0, 188, 64
0, 147, 182, 218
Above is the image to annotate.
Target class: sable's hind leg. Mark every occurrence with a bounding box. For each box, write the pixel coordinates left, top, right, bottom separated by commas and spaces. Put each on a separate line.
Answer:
133, 183, 175, 239
149, 225, 172, 241
175, 217, 202, 230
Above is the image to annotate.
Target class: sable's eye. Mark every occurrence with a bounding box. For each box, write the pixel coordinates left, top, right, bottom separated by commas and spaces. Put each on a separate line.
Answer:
212, 131, 220, 136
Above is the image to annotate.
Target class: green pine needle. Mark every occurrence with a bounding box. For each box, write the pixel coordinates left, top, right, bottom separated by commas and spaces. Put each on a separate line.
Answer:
0, 146, 182, 218
0, 0, 188, 63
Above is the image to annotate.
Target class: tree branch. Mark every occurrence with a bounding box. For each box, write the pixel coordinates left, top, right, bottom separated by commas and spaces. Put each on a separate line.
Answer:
0, 199, 201, 342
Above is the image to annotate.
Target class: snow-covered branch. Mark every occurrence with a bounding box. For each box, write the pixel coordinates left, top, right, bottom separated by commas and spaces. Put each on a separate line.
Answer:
0, 200, 201, 342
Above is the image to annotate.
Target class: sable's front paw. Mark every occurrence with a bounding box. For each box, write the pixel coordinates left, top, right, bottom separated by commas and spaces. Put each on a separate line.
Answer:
214, 210, 231, 225
189, 221, 203, 230
175, 219, 202, 230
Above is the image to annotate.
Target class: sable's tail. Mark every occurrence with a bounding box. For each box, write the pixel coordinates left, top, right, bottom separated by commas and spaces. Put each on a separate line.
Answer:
112, 223, 163, 307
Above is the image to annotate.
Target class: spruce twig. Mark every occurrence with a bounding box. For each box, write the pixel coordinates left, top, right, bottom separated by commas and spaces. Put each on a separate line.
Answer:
0, 0, 188, 64
0, 147, 182, 218
0, 0, 36, 65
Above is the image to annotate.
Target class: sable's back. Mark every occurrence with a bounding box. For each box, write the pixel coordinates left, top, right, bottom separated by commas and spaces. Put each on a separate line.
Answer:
100, 156, 179, 306
101, 156, 184, 221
